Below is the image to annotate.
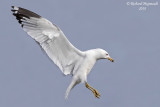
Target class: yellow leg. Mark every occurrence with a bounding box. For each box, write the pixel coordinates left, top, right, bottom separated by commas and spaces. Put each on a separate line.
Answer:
85, 82, 100, 98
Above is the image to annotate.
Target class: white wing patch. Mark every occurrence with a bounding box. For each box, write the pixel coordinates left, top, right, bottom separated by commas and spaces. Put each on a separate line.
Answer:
42, 30, 60, 39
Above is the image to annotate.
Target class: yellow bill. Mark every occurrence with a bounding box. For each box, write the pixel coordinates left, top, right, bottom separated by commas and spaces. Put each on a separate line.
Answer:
108, 57, 114, 62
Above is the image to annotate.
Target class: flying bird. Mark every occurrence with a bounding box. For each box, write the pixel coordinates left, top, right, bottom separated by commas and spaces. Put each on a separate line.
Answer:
11, 6, 114, 99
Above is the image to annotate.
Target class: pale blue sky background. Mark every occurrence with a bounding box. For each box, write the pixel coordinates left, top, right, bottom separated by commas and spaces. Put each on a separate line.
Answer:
0, 0, 160, 107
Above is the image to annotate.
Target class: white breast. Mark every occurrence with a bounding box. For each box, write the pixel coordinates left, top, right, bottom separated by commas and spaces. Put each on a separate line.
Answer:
86, 59, 96, 75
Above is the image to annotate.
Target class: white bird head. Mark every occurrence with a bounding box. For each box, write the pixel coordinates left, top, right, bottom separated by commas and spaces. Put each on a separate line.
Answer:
94, 48, 114, 62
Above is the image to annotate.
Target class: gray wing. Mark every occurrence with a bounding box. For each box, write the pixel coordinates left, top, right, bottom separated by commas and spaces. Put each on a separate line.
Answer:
11, 6, 84, 75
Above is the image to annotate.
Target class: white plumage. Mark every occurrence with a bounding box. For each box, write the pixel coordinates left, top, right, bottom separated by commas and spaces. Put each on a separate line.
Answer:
11, 6, 114, 99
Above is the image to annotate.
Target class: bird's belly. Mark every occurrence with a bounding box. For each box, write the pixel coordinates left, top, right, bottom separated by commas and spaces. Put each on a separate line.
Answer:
73, 58, 95, 83
86, 63, 94, 75
86, 67, 91, 75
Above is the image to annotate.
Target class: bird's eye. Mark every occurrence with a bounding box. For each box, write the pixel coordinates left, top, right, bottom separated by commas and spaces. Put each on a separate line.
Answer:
106, 54, 108, 55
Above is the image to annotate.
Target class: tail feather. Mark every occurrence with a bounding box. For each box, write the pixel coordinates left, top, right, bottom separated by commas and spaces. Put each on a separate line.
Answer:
65, 79, 79, 99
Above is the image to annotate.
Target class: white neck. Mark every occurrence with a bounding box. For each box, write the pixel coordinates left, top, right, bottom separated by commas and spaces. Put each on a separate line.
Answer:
85, 49, 105, 60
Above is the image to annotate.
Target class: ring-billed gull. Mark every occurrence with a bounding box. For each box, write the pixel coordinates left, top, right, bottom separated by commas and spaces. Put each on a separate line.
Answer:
11, 6, 114, 99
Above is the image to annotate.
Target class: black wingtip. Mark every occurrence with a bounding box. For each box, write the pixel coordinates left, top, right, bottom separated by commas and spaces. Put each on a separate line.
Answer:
11, 9, 16, 12
11, 6, 15, 12
11, 6, 41, 28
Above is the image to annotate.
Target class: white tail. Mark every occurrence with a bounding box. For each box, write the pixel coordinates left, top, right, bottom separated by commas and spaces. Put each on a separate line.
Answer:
65, 79, 79, 99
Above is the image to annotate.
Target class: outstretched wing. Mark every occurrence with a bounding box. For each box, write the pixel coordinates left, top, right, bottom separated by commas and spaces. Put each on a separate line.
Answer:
11, 6, 84, 75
